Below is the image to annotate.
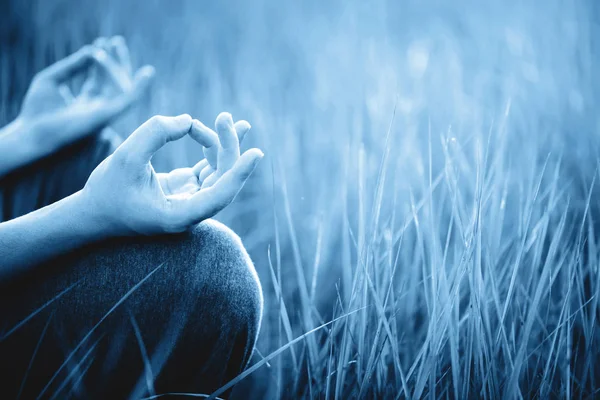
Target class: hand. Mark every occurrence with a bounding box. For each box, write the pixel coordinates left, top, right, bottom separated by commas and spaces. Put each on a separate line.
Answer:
158, 115, 252, 196
79, 36, 142, 106
18, 37, 154, 150
81, 113, 264, 236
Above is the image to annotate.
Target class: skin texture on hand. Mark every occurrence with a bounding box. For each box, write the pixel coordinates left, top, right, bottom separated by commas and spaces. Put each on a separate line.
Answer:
18, 37, 154, 152
0, 36, 264, 280
0, 36, 153, 179
82, 113, 264, 236
158, 117, 252, 196
0, 112, 263, 281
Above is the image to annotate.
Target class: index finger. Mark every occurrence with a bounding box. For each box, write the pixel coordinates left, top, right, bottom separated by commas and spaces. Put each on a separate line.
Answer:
71, 65, 155, 133
39, 45, 97, 82
215, 112, 240, 172
94, 49, 133, 92
190, 119, 219, 149
117, 114, 193, 163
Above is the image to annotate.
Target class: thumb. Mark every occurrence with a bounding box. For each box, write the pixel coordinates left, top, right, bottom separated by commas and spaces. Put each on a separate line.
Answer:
212, 148, 264, 195
112, 65, 155, 112
176, 148, 264, 225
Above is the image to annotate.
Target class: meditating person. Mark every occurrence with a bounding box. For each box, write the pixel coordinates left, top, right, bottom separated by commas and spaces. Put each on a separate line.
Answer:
0, 36, 263, 399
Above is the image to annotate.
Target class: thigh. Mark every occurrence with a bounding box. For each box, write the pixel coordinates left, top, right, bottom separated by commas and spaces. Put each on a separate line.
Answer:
0, 129, 121, 222
0, 220, 262, 399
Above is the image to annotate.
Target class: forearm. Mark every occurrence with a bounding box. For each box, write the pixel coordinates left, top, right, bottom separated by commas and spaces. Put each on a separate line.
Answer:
0, 190, 110, 283
0, 118, 118, 178
0, 118, 47, 178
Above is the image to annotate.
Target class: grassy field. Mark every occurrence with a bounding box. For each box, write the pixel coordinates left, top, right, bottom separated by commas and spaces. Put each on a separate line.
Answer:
2, 0, 600, 398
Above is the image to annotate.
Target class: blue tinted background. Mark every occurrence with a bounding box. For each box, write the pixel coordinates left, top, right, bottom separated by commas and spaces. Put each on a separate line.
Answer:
2, 0, 600, 398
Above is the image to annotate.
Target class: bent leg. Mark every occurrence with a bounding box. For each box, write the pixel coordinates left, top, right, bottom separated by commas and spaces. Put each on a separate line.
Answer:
0, 220, 263, 399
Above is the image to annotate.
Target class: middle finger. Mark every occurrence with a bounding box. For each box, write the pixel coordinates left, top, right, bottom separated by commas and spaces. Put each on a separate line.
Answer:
202, 117, 251, 170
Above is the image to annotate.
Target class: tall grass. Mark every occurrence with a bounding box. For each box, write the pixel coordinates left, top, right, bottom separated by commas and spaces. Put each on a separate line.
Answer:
2, 0, 600, 398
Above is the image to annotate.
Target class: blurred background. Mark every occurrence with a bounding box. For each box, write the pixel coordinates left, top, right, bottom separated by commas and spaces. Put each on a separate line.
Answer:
2, 0, 600, 398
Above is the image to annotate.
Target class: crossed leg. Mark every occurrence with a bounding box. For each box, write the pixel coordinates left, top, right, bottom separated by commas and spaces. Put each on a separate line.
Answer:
0, 130, 262, 399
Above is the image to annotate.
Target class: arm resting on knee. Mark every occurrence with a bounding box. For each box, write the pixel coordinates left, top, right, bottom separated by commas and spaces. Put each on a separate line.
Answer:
0, 113, 263, 284
0, 190, 110, 282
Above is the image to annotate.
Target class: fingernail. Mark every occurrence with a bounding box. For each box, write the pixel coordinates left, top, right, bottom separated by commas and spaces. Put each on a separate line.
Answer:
176, 114, 193, 127
216, 112, 234, 130
252, 152, 264, 169
239, 120, 251, 131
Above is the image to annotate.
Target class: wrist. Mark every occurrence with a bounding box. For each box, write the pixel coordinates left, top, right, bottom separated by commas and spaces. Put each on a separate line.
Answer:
0, 117, 46, 177
69, 189, 118, 241
6, 115, 57, 156
16, 114, 64, 155
2, 116, 30, 141
10, 114, 40, 138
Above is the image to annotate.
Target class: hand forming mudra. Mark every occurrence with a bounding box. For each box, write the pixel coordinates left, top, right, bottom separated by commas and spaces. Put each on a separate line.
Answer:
0, 36, 265, 397
0, 36, 263, 276
83, 112, 263, 236
18, 36, 154, 150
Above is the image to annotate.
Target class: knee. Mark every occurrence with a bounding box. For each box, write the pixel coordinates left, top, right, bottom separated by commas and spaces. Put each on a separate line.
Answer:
185, 219, 263, 342
68, 218, 263, 338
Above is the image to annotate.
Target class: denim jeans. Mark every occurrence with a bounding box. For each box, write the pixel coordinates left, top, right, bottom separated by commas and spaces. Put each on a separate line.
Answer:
0, 131, 263, 399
